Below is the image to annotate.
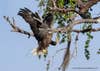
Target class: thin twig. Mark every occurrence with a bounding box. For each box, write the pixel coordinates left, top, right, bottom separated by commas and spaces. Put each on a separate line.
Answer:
71, 33, 79, 59
51, 0, 57, 8
3, 16, 34, 38
72, 28, 100, 33
49, 7, 78, 14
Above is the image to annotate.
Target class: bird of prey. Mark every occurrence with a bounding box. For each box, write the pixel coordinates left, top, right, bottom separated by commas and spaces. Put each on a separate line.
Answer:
18, 8, 56, 55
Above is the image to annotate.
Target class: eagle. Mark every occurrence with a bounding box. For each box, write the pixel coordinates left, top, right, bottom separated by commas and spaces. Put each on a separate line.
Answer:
18, 8, 56, 55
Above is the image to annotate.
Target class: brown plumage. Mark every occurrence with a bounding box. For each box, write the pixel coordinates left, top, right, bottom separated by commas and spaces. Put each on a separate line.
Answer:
18, 8, 56, 55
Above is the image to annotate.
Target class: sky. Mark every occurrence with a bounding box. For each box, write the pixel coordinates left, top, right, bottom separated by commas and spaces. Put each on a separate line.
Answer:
0, 0, 100, 71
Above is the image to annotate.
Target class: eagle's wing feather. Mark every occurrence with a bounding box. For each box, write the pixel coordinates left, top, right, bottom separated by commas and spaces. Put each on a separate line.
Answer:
18, 8, 55, 55
18, 8, 43, 41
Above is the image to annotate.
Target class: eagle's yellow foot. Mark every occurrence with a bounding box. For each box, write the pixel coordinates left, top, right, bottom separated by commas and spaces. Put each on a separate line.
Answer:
31, 48, 48, 56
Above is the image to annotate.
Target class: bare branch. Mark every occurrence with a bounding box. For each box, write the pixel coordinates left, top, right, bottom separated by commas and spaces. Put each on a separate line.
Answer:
40, 18, 100, 34
3, 16, 34, 38
49, 7, 78, 14
71, 18, 100, 27
72, 28, 100, 33
49, 0, 77, 14
71, 33, 79, 59
79, 0, 100, 13
51, 0, 57, 8
60, 33, 71, 71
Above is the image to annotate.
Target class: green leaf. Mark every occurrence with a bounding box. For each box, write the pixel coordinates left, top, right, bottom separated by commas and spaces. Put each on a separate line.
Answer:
97, 48, 100, 54
97, 51, 100, 54
44, 54, 47, 58
39, 0, 45, 7
85, 44, 89, 48
87, 32, 93, 39
84, 48, 90, 60
85, 39, 90, 48
57, 0, 64, 8
60, 33, 67, 44
60, 37, 66, 44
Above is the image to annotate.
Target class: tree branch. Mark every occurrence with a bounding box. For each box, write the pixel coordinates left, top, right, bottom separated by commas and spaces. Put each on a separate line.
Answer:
4, 16, 100, 36
50, 0, 100, 18
3, 16, 34, 38
72, 28, 100, 33
49, 0, 78, 14
79, 0, 100, 13
49, 7, 78, 14
51, 0, 57, 8
41, 18, 100, 33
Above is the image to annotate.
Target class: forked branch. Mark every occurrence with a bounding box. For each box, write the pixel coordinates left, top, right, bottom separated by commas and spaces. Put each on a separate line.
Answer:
3, 16, 34, 38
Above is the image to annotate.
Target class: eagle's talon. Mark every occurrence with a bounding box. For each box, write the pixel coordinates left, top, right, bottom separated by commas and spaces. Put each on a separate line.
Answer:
31, 48, 48, 56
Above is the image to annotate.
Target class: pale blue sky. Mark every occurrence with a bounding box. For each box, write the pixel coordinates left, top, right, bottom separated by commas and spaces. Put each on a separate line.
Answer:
0, 0, 100, 71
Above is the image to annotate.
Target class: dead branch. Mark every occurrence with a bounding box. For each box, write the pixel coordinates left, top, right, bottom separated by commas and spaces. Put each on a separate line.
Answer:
3, 16, 34, 38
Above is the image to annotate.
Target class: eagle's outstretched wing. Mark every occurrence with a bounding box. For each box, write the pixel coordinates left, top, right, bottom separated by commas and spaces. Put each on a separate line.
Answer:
18, 8, 42, 41
18, 8, 56, 55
